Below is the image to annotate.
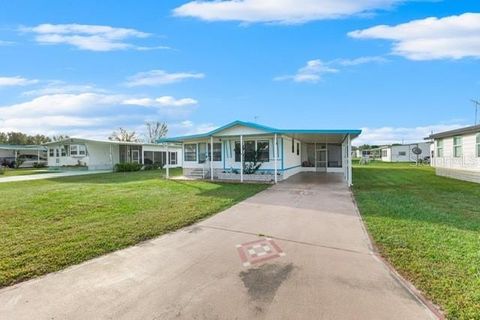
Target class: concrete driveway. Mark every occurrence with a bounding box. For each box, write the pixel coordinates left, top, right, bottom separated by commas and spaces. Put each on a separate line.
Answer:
0, 173, 436, 320
0, 170, 111, 183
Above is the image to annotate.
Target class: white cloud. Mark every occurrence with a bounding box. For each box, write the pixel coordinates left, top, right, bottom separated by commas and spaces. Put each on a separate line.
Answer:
0, 40, 14, 46
334, 56, 388, 66
0, 76, 38, 87
20, 23, 163, 51
275, 59, 338, 83
123, 96, 198, 107
170, 120, 217, 135
354, 123, 466, 146
348, 12, 480, 60
275, 56, 384, 83
125, 69, 205, 87
0, 93, 122, 118
22, 81, 105, 96
173, 0, 404, 24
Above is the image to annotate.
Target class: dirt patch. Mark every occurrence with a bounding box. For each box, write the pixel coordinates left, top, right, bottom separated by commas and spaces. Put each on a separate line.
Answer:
239, 263, 294, 303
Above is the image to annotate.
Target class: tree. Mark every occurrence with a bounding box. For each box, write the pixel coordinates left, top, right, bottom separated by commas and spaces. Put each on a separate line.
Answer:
109, 128, 140, 142
0, 132, 7, 144
145, 121, 168, 143
7, 132, 29, 144
51, 134, 70, 142
29, 134, 51, 144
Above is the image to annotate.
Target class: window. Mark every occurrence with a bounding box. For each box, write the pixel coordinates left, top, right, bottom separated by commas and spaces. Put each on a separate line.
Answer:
49, 148, 54, 157
257, 140, 270, 162
476, 133, 480, 157
292, 139, 294, 153
234, 141, 241, 162
78, 145, 86, 156
144, 151, 154, 165
55, 148, 60, 157
198, 143, 207, 163
436, 139, 443, 157
382, 150, 387, 157
453, 136, 462, 157
207, 143, 222, 161
235, 140, 269, 162
184, 144, 197, 162
70, 145, 78, 156
398, 151, 406, 156
169, 152, 177, 165
244, 141, 255, 162
297, 143, 300, 156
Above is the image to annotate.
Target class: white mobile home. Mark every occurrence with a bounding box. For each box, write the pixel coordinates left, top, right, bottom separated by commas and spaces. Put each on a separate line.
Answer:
159, 120, 361, 185
429, 125, 480, 183
0, 144, 47, 168
45, 138, 182, 171
379, 142, 431, 162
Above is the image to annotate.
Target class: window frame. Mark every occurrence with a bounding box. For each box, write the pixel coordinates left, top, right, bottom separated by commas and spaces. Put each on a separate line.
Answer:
49, 148, 54, 157
257, 140, 270, 162
398, 151, 406, 156
169, 152, 177, 165
184, 143, 197, 162
453, 136, 463, 158
476, 133, 480, 158
207, 142, 222, 162
436, 139, 444, 157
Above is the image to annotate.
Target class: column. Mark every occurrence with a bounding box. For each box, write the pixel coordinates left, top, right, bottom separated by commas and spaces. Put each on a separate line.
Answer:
210, 136, 214, 181
166, 144, 170, 179
240, 135, 243, 183
274, 134, 278, 183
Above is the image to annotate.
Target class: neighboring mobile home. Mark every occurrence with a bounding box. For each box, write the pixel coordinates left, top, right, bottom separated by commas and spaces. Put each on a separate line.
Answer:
378, 142, 431, 162
45, 138, 182, 171
0, 144, 47, 168
428, 125, 480, 183
158, 120, 361, 185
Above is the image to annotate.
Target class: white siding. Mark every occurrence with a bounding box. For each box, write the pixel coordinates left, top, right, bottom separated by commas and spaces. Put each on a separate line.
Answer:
432, 133, 480, 171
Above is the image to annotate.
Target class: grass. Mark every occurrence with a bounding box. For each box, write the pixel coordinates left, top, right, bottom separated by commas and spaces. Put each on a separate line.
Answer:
0, 168, 269, 287
352, 161, 480, 319
0, 168, 49, 177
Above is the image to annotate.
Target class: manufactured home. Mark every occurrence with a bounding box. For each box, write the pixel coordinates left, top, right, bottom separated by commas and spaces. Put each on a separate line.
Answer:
429, 125, 480, 183
159, 120, 361, 185
378, 142, 431, 162
0, 144, 47, 168
45, 138, 182, 171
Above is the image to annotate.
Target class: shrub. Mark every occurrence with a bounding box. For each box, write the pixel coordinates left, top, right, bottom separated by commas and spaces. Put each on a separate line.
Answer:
114, 162, 142, 172
33, 162, 47, 168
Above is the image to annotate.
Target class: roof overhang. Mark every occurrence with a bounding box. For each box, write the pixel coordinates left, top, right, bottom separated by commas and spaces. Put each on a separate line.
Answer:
428, 124, 480, 139
158, 120, 361, 144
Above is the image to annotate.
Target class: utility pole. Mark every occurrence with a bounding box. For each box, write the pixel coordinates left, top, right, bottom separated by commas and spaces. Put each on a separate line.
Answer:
471, 99, 480, 125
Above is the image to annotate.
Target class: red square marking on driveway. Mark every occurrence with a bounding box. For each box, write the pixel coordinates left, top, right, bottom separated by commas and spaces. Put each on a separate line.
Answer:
236, 238, 285, 267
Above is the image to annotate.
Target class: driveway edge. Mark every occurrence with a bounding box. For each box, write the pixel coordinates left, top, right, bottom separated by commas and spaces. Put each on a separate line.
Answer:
348, 187, 445, 320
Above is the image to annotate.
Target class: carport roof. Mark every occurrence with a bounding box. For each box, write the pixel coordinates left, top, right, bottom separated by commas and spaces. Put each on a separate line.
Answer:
158, 120, 362, 143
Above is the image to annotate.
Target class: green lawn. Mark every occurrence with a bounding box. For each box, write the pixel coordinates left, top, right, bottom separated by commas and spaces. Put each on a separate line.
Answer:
0, 168, 49, 177
352, 161, 480, 319
0, 169, 269, 287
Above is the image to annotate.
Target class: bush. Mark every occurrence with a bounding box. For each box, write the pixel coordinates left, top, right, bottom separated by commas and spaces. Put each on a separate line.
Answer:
114, 162, 142, 172
33, 162, 47, 168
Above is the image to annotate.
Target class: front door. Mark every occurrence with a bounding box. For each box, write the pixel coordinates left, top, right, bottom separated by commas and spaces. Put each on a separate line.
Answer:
132, 150, 140, 164
316, 150, 327, 172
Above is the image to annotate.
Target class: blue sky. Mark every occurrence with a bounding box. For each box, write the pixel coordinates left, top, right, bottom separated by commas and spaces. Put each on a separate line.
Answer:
0, 0, 479, 145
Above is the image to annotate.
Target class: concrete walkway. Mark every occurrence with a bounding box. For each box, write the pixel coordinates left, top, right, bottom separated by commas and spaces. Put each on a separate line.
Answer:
0, 170, 110, 183
0, 173, 436, 319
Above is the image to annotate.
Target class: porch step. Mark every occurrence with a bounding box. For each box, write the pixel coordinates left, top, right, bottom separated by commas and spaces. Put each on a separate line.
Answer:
186, 168, 210, 179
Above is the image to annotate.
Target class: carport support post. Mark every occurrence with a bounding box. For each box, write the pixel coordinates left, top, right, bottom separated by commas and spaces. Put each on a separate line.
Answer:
348, 134, 352, 187
274, 134, 278, 184
166, 144, 170, 179
210, 136, 214, 181
240, 135, 244, 183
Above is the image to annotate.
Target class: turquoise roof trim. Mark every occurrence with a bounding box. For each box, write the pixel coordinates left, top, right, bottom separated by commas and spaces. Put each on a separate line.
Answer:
158, 120, 362, 143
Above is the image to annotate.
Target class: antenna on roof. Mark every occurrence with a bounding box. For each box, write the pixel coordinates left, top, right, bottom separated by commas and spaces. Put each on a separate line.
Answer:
471, 99, 480, 125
